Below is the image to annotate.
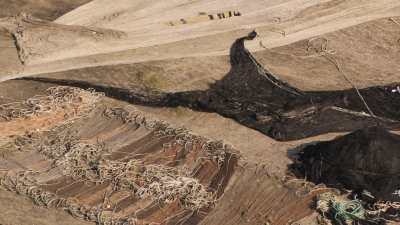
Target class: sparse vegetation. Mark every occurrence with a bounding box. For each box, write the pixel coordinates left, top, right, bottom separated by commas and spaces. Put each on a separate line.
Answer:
135, 71, 171, 90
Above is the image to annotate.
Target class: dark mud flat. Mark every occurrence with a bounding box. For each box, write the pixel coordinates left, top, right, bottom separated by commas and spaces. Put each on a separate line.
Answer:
295, 126, 400, 201
20, 31, 400, 141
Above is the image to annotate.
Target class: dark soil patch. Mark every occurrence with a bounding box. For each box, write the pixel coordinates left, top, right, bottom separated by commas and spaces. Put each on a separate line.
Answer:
295, 126, 400, 201
20, 31, 400, 141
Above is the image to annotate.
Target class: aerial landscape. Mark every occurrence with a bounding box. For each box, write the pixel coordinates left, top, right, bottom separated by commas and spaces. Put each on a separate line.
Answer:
0, 0, 400, 224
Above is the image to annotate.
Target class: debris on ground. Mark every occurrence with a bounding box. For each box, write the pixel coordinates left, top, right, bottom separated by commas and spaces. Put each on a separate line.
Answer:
316, 191, 400, 225
0, 86, 103, 122
292, 126, 400, 224
316, 192, 365, 225
0, 102, 238, 224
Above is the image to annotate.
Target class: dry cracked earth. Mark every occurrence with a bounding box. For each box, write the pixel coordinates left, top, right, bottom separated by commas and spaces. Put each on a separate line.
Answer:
0, 1, 400, 225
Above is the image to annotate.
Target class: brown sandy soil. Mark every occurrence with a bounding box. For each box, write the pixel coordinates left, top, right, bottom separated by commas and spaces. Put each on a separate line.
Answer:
0, 0, 92, 74
0, 80, 53, 104
255, 16, 400, 91
0, 112, 66, 137
0, 189, 94, 225
199, 168, 319, 225
1, 1, 400, 225
0, 0, 399, 79
0, 14, 126, 65
133, 105, 291, 176
0, 90, 326, 225
0, 28, 23, 76
0, 0, 91, 21
19, 56, 230, 92
0, 96, 239, 224
16, 16, 400, 93
0, 15, 399, 224
0, 3, 94, 222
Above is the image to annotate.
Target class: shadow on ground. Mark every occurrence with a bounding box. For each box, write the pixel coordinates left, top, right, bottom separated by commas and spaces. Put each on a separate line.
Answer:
289, 126, 400, 201
20, 31, 400, 141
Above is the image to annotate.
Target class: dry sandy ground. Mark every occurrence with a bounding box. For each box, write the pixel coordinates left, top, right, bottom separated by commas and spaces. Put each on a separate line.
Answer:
0, 0, 91, 21
0, 28, 22, 77
0, 89, 326, 225
29, 16, 400, 93
0, 0, 399, 81
1, 12, 399, 208
0, 189, 93, 225
0, 1, 400, 225
0, 2, 92, 224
